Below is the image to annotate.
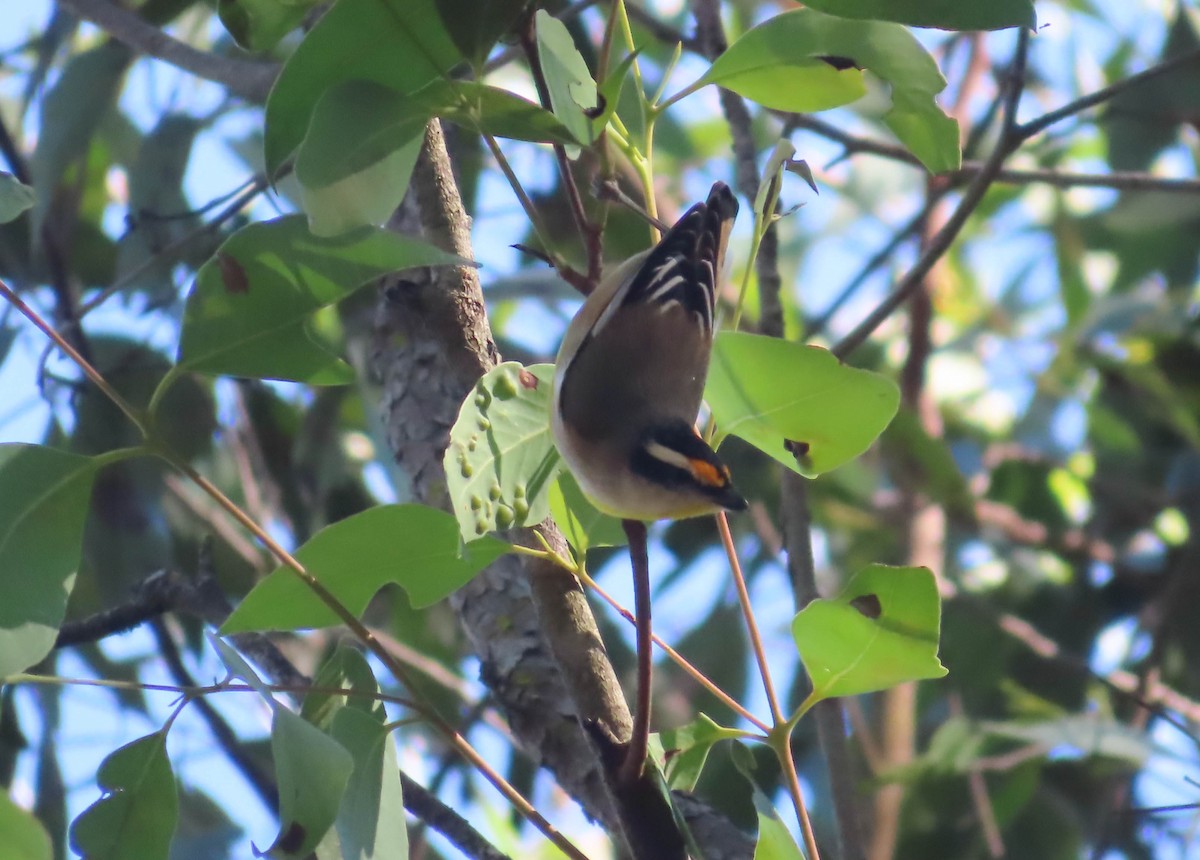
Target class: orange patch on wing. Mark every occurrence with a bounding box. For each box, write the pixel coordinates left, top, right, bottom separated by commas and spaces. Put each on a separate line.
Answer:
689, 458, 727, 488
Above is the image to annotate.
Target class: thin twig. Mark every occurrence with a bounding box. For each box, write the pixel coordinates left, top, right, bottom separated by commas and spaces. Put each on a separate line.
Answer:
519, 14, 602, 290
832, 29, 1030, 360
0, 274, 590, 860
576, 565, 770, 733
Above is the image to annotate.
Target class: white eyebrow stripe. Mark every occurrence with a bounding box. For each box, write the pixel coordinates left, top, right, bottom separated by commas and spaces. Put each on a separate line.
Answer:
644, 440, 691, 471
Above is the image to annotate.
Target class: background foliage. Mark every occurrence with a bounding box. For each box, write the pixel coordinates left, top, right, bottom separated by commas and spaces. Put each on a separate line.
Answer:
1, 0, 1199, 858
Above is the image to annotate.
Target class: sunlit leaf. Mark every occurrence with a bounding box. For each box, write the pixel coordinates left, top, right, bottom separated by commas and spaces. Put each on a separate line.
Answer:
69, 732, 177, 860
178, 216, 469, 383
547, 470, 626, 556
698, 9, 960, 172
444, 362, 561, 538
535, 9, 598, 153
0, 445, 100, 676
221, 505, 510, 632
792, 564, 947, 703
706, 332, 900, 477
423, 81, 580, 145
802, 0, 1035, 31
654, 714, 749, 793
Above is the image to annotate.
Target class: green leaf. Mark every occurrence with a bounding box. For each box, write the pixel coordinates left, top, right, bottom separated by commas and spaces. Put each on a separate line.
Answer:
802, 0, 1035, 32
547, 470, 626, 556
268, 707, 354, 858
592, 51, 639, 138
221, 505, 510, 632
178, 216, 469, 383
754, 809, 805, 860
445, 362, 561, 539
535, 9, 598, 152
0, 172, 34, 224
329, 706, 408, 860
302, 646, 386, 727
728, 743, 806, 860
981, 715, 1152, 765
218, 0, 317, 52
0, 444, 99, 676
706, 332, 900, 478
115, 115, 204, 302
264, 0, 461, 175
699, 9, 960, 172
792, 564, 947, 703
295, 82, 427, 236
0, 793, 52, 860
654, 714, 749, 793
881, 407, 974, 518
423, 81, 581, 145
69, 732, 177, 860
30, 42, 130, 233
435, 0, 529, 68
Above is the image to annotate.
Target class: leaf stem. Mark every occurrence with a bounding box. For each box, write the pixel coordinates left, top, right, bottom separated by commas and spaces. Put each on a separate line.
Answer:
2, 275, 588, 860
0, 276, 148, 436
717, 510, 821, 857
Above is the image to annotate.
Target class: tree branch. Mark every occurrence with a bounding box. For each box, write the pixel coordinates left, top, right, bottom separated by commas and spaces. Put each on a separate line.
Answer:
55, 0, 277, 102
832, 29, 1030, 360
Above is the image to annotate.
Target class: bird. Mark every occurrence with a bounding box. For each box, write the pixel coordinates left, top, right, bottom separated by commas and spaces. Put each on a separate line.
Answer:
552, 181, 748, 522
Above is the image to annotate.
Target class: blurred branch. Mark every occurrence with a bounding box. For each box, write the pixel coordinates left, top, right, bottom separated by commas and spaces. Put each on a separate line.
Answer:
150, 618, 279, 812
787, 113, 1200, 194
1018, 46, 1200, 140
832, 29, 1030, 360
691, 1, 861, 855
77, 173, 269, 318
56, 0, 278, 102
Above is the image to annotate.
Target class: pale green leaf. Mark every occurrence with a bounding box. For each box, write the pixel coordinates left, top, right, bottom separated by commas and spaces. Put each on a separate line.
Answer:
445, 362, 561, 539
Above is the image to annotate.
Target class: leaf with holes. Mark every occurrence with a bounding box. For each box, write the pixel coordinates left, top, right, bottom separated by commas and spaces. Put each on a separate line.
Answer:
792, 564, 947, 705
535, 9, 598, 153
698, 8, 960, 172
706, 332, 899, 478
445, 362, 561, 539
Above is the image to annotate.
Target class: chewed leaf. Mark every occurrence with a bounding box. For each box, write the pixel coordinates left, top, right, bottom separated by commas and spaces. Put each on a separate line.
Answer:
706, 332, 899, 477
445, 362, 562, 539
792, 564, 947, 703
698, 8, 960, 172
